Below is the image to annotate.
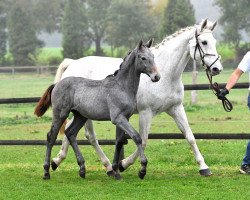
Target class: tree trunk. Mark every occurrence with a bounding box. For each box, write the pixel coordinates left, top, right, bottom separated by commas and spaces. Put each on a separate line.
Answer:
95, 37, 103, 56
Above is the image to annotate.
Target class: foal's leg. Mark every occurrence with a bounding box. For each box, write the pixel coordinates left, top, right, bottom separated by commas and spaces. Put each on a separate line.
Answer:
43, 117, 66, 179
51, 117, 74, 170
120, 110, 153, 171
167, 104, 212, 176
113, 115, 147, 179
65, 112, 87, 178
111, 126, 126, 179
84, 119, 113, 174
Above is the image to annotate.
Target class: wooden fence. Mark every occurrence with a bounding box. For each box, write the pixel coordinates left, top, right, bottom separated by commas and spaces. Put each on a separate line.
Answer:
0, 82, 249, 145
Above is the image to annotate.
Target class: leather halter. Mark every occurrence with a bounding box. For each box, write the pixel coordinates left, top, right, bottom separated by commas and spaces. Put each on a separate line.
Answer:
193, 29, 233, 112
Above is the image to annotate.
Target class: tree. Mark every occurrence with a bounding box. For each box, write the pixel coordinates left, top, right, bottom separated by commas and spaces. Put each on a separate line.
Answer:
159, 0, 195, 37
62, 0, 90, 59
106, 0, 156, 52
84, 0, 112, 56
214, 0, 250, 48
8, 3, 42, 65
0, 1, 7, 65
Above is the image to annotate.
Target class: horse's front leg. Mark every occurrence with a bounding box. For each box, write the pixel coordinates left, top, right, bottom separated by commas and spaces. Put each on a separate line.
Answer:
113, 115, 147, 179
167, 104, 212, 176
119, 110, 153, 171
84, 119, 113, 175
51, 117, 74, 170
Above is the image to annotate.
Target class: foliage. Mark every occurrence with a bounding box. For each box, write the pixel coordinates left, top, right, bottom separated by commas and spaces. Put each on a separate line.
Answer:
83, 0, 112, 56
106, 0, 156, 50
159, 0, 195, 38
7, 3, 43, 66
214, 0, 250, 48
62, 0, 90, 59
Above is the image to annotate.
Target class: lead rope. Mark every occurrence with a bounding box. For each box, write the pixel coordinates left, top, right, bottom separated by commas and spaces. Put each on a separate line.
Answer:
205, 70, 233, 112
193, 30, 233, 112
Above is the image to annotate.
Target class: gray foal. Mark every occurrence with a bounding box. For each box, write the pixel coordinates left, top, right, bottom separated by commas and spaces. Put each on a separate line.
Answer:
34, 40, 160, 180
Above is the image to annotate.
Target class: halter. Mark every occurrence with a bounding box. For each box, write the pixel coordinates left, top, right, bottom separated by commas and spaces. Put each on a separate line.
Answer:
193, 29, 233, 112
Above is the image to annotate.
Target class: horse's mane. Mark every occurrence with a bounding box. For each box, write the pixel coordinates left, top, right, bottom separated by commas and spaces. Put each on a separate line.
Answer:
154, 26, 194, 49
106, 50, 134, 78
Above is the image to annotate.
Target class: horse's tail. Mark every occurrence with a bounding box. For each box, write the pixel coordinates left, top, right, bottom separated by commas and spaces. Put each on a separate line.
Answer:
54, 58, 73, 83
34, 84, 55, 117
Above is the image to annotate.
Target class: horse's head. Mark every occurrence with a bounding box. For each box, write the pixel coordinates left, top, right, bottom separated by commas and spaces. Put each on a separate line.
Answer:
189, 19, 223, 76
135, 39, 161, 82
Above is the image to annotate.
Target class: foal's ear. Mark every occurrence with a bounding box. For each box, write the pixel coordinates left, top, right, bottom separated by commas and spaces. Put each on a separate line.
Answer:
145, 38, 154, 48
138, 40, 144, 50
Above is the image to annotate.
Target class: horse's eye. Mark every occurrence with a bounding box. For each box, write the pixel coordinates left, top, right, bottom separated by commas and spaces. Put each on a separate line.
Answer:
202, 41, 207, 45
141, 57, 146, 60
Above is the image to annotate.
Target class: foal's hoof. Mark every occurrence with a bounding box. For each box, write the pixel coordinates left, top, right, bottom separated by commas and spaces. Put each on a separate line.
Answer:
107, 170, 116, 177
114, 173, 122, 180
79, 170, 86, 178
118, 162, 125, 172
51, 161, 58, 171
138, 171, 146, 179
43, 173, 50, 180
199, 168, 212, 176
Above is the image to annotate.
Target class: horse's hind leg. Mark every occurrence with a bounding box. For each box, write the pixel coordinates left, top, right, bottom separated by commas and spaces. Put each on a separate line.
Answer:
167, 104, 212, 176
84, 119, 113, 174
111, 126, 126, 180
44, 116, 66, 179
65, 111, 87, 178
113, 115, 147, 179
51, 117, 74, 170
120, 110, 153, 171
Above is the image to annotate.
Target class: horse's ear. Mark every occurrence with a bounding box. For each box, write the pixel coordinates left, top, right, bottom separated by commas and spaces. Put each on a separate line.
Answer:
145, 38, 154, 48
211, 21, 217, 31
138, 40, 143, 50
201, 18, 208, 31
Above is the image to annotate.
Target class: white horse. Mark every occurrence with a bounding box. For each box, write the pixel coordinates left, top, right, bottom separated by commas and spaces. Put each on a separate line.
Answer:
52, 19, 222, 176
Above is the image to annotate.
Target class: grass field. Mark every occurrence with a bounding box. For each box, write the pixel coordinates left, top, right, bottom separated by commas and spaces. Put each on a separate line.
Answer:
0, 71, 250, 199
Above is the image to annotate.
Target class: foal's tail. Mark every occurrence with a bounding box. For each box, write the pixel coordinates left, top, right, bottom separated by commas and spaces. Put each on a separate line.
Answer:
34, 84, 55, 117
54, 58, 73, 83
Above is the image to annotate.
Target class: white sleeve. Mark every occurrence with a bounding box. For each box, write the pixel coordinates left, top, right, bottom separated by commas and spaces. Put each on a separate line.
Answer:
238, 52, 250, 72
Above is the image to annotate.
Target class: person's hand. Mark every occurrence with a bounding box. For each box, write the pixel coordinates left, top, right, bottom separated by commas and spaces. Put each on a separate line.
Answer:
217, 88, 229, 100
248, 94, 250, 110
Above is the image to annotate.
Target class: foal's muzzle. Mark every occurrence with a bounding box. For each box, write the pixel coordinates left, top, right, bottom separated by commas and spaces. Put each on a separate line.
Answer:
151, 74, 161, 82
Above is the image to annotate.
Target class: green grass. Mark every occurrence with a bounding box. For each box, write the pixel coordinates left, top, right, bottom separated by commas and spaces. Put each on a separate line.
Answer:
0, 72, 250, 199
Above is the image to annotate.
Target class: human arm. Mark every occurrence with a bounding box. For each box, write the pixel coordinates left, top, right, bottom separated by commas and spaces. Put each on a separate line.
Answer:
217, 68, 244, 100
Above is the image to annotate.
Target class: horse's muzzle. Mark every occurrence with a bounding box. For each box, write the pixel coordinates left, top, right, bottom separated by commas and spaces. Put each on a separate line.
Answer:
151, 73, 161, 82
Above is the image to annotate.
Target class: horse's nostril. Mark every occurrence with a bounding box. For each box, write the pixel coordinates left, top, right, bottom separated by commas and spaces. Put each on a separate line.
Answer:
154, 75, 161, 82
212, 67, 219, 73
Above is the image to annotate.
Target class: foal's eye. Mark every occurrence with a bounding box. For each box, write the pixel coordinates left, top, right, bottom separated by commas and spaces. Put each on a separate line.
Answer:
202, 41, 207, 45
141, 57, 146, 60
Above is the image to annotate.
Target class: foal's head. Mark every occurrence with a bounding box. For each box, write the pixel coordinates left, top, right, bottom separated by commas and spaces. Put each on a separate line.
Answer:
134, 39, 160, 82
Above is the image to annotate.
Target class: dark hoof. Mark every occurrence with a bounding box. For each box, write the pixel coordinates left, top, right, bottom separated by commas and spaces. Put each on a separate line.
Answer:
107, 170, 116, 177
118, 162, 125, 172
79, 170, 86, 178
199, 168, 212, 176
138, 171, 146, 179
43, 173, 50, 180
51, 161, 58, 171
114, 173, 122, 180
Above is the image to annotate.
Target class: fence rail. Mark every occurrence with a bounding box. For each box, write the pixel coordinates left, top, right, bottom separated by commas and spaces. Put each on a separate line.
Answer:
0, 82, 249, 104
1, 133, 250, 145
1, 82, 249, 145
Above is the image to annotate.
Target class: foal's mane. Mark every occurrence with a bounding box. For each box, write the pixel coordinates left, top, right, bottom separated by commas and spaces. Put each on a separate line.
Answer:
106, 49, 135, 78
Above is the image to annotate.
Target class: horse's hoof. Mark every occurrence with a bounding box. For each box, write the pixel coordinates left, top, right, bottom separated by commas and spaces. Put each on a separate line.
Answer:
138, 171, 146, 179
107, 170, 116, 177
51, 161, 58, 171
114, 173, 122, 180
43, 173, 50, 180
118, 162, 125, 172
199, 168, 212, 176
79, 170, 86, 178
